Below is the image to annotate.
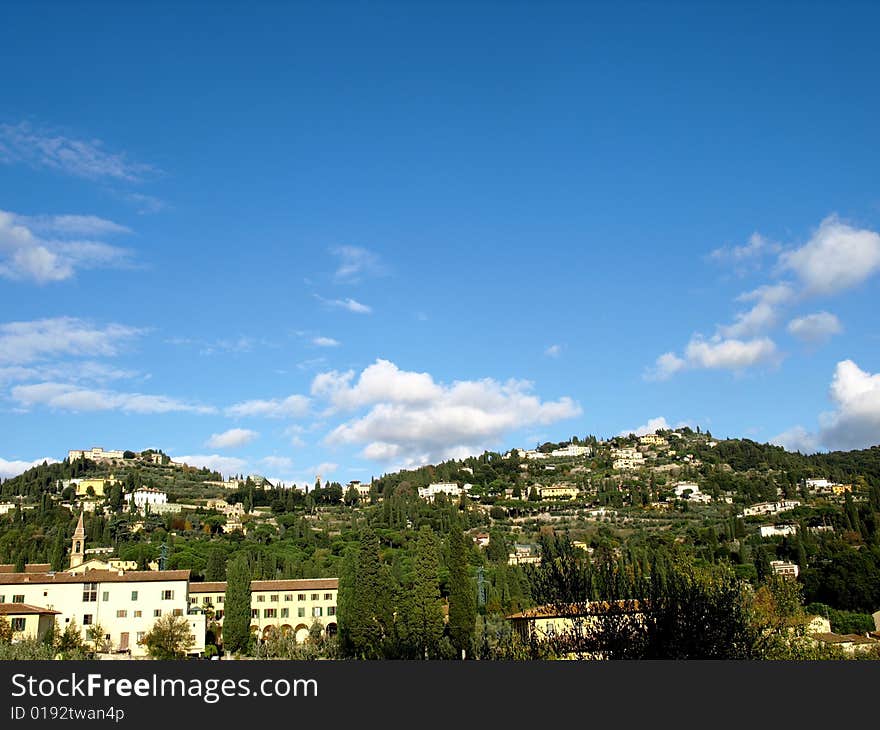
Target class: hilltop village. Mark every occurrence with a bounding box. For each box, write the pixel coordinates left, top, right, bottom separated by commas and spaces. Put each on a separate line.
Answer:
2, 427, 880, 659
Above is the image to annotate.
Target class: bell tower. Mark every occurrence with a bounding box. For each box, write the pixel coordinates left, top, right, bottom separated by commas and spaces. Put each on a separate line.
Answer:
70, 511, 85, 570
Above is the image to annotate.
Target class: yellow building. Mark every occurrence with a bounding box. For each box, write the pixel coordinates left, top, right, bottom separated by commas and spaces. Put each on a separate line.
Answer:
538, 483, 579, 500
189, 578, 338, 644
0, 603, 60, 642
73, 477, 119, 498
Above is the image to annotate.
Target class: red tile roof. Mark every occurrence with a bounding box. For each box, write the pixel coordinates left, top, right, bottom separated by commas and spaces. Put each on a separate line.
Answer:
189, 578, 338, 593
0, 570, 191, 585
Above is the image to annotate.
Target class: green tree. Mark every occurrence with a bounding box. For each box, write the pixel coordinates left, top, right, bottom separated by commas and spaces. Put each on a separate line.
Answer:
398, 527, 445, 659
447, 523, 476, 658
205, 547, 227, 581
223, 555, 253, 654
0, 615, 12, 644
141, 614, 196, 659
338, 528, 394, 658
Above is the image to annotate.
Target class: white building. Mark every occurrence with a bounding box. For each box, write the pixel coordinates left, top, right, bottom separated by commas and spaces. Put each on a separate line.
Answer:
639, 434, 668, 448
612, 447, 645, 470
770, 560, 800, 579
743, 500, 801, 517
418, 482, 466, 502
760, 524, 798, 538
347, 481, 371, 499
550, 445, 593, 458
125, 487, 168, 510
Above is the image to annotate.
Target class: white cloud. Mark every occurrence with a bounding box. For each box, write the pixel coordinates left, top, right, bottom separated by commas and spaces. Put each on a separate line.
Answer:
780, 215, 880, 295
0, 360, 140, 386
685, 336, 779, 371
818, 360, 880, 450
544, 344, 562, 358
719, 283, 794, 338
311, 359, 443, 412
11, 382, 215, 414
225, 394, 310, 419
206, 428, 259, 449
312, 336, 341, 347
787, 311, 842, 344
330, 245, 385, 282
172, 454, 247, 476
319, 359, 582, 467
260, 455, 293, 471
647, 336, 778, 380
0, 210, 134, 283
0, 121, 155, 181
316, 295, 372, 314
0, 456, 59, 480
619, 416, 671, 437
0, 317, 142, 365
771, 426, 820, 454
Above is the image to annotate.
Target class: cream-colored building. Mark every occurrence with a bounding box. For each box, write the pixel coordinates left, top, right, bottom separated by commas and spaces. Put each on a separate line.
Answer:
0, 569, 203, 657
612, 447, 645, 470
538, 483, 580, 500
68, 448, 125, 463
0, 603, 60, 642
188, 578, 338, 644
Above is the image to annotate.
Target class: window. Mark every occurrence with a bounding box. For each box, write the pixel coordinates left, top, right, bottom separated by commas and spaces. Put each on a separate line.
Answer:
251, 609, 259, 619
82, 583, 97, 602
312, 607, 323, 617
217, 596, 223, 604
202, 597, 211, 605
0, 595, 4, 603
297, 607, 305, 618
116, 610, 127, 618
136, 632, 145, 643
215, 610, 224, 620
190, 597, 198, 604
297, 593, 305, 601
256, 595, 265, 603
270, 594, 279, 602
324, 593, 333, 601
131, 591, 138, 601
280, 608, 289, 618
12, 594, 24, 604
284, 594, 293, 602
328, 606, 336, 616
153, 609, 161, 618
83, 614, 93, 625
311, 594, 319, 601
11, 618, 25, 632
102, 591, 109, 602
264, 609, 277, 618
134, 611, 142, 618
172, 609, 183, 617
162, 590, 174, 600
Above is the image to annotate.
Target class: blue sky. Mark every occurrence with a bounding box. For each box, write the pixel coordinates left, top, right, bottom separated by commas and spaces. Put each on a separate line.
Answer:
1, 2, 879, 483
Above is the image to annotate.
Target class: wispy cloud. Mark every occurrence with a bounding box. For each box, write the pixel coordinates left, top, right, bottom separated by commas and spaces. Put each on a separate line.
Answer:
315, 294, 372, 314
544, 344, 563, 358
312, 336, 341, 347
0, 121, 157, 182
330, 245, 386, 282
0, 317, 142, 366
225, 394, 310, 419
0, 209, 136, 283
171, 454, 247, 475
11, 381, 215, 414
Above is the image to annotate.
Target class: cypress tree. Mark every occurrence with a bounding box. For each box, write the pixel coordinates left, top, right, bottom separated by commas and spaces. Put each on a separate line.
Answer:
223, 556, 252, 655
399, 527, 444, 659
447, 523, 476, 658
205, 547, 227, 581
